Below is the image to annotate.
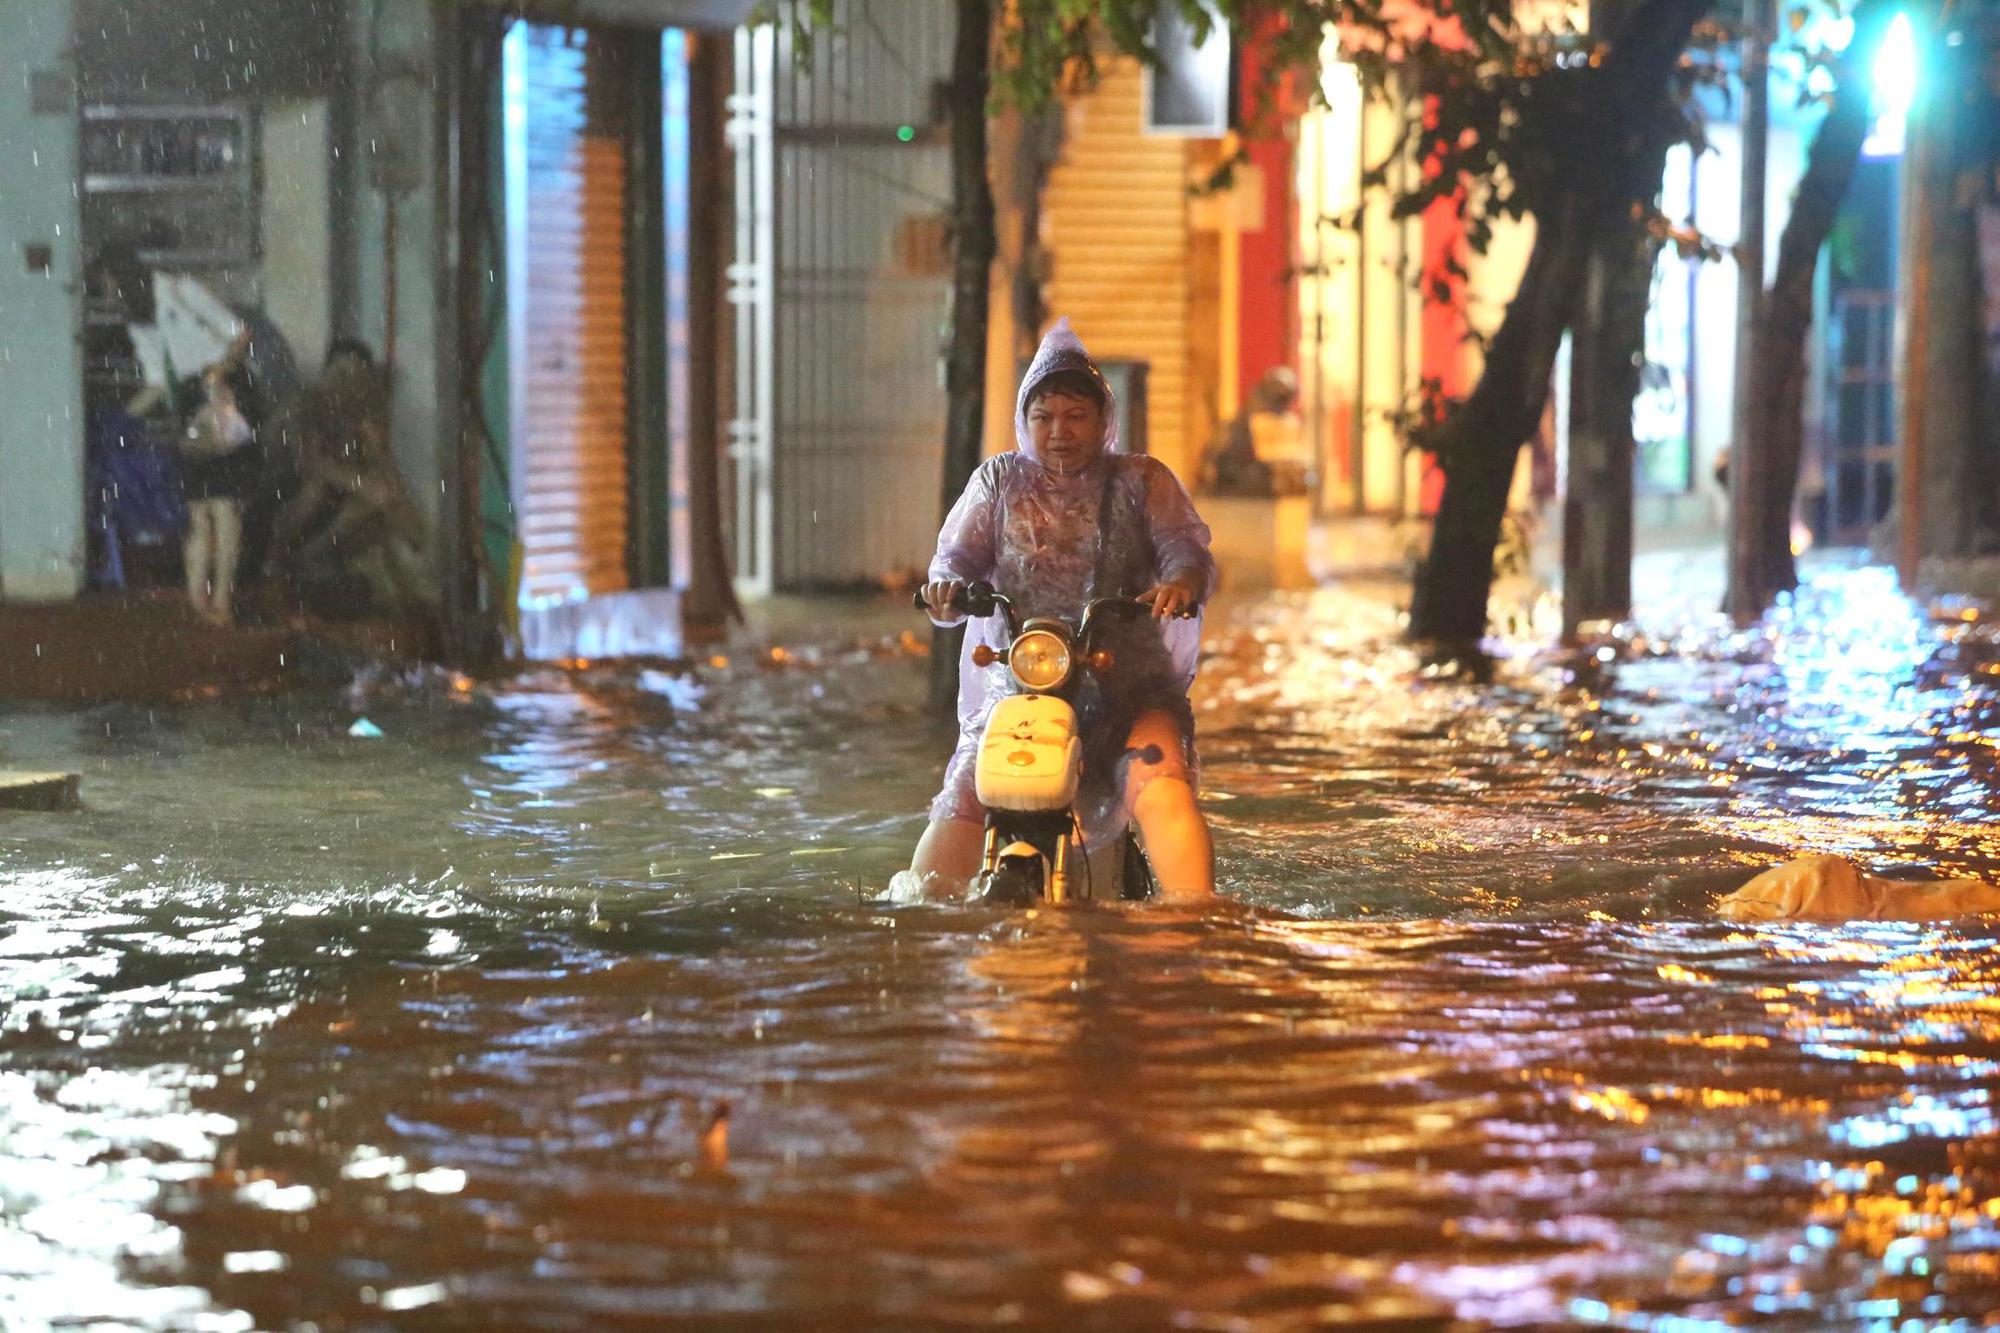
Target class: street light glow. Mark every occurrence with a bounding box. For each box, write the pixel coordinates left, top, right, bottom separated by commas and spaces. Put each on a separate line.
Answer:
1864, 11, 1917, 156
1874, 11, 1919, 114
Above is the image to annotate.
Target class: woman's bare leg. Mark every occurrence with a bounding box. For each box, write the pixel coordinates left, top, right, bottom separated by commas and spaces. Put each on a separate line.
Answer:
184, 501, 217, 621
910, 817, 985, 890
210, 499, 242, 624
1125, 710, 1214, 901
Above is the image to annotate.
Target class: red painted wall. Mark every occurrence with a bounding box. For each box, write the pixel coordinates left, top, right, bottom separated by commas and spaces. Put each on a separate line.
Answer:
1417, 196, 1466, 514
1413, 89, 1469, 517
1234, 29, 1297, 405
1237, 137, 1296, 402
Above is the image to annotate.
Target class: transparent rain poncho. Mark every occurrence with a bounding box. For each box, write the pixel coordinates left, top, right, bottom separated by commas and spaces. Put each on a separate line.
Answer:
926, 319, 1216, 845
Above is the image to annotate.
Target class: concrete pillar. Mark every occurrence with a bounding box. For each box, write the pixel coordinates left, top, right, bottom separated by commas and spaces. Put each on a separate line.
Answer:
343, 0, 455, 590
262, 99, 335, 375
0, 0, 84, 601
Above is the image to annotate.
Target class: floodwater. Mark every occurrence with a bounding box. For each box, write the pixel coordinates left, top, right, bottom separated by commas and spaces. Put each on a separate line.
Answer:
3, 558, 1999, 1331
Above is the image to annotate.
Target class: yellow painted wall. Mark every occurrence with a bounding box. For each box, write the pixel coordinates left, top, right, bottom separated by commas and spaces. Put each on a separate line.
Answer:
1040, 58, 1195, 482
1298, 61, 1539, 519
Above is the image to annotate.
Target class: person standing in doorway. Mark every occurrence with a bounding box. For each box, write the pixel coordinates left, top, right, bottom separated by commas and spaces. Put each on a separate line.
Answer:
178, 366, 258, 626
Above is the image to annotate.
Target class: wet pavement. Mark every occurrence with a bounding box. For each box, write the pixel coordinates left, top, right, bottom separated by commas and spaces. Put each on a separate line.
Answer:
3, 554, 2000, 1330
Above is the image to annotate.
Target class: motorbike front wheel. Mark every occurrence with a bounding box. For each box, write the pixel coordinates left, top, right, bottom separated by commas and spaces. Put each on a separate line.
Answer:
978, 853, 1045, 906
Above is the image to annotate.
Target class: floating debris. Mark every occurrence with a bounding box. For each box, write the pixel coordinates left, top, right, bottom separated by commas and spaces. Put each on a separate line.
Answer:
699, 1101, 730, 1173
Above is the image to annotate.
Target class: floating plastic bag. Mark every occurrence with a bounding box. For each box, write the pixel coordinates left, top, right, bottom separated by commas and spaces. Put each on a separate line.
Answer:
1717, 854, 2000, 922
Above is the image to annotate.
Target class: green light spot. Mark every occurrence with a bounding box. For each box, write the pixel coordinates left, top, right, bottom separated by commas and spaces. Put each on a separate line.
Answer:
896, 124, 915, 143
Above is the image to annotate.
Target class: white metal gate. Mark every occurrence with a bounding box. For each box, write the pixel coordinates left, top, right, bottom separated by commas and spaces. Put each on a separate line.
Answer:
727, 24, 777, 596
727, 2, 954, 593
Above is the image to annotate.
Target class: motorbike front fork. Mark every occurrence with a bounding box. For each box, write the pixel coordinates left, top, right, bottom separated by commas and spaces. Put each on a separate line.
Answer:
981, 818, 1077, 903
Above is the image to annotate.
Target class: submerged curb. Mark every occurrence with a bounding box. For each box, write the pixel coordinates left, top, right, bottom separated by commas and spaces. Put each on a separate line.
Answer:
0, 770, 81, 811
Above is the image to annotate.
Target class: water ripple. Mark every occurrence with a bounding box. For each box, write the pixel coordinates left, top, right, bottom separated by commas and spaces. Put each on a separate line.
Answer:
4, 561, 2000, 1327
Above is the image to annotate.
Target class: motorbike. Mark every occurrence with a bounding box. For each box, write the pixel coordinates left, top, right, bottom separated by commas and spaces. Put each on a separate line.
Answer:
916, 579, 1192, 905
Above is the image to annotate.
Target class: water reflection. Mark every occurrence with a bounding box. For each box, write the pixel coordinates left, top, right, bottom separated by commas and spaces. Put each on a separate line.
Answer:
3, 561, 1999, 1327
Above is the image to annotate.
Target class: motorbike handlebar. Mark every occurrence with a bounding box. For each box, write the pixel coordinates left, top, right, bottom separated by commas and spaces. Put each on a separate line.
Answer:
913, 585, 1196, 621
1085, 595, 1198, 622
916, 580, 1192, 624
912, 580, 1004, 618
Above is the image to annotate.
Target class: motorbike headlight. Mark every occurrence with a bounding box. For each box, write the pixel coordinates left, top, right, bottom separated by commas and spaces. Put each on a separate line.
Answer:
1008, 629, 1073, 692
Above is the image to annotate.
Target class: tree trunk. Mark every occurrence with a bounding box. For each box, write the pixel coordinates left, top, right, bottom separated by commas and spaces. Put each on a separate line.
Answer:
1731, 0, 1894, 614
1724, 0, 1774, 624
1916, 103, 1989, 561
1407, 0, 1712, 649
1560, 0, 1646, 641
1410, 194, 1595, 646
1563, 201, 1659, 638
930, 0, 998, 715
682, 30, 743, 639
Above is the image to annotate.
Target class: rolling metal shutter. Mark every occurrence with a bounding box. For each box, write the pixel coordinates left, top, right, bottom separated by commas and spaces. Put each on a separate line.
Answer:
510, 24, 632, 607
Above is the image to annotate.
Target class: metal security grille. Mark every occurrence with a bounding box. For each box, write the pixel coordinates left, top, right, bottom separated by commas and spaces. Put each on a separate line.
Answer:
1822, 289, 1898, 545
729, 2, 954, 593
505, 23, 632, 609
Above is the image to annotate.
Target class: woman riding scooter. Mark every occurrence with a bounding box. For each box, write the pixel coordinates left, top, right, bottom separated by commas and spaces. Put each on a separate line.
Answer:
905, 319, 1218, 902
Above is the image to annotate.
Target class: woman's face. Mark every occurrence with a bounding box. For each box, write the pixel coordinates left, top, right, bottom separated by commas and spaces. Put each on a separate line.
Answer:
1026, 391, 1106, 474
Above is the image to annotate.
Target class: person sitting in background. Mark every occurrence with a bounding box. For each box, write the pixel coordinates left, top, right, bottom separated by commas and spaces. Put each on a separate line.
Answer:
1203, 368, 1308, 498
178, 365, 259, 626
266, 339, 429, 614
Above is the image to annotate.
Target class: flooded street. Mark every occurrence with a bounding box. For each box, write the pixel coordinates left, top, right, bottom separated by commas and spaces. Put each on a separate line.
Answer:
5, 557, 2000, 1331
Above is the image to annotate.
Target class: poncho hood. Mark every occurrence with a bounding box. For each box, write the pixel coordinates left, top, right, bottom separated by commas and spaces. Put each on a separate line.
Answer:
1014, 317, 1119, 467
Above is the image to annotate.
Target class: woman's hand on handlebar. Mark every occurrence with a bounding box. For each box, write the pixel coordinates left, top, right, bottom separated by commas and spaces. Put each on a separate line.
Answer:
1137, 576, 1201, 620
920, 579, 967, 622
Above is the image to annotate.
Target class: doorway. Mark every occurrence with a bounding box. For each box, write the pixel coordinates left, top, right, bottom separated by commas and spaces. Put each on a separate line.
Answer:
501, 20, 699, 656
1811, 156, 1901, 546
